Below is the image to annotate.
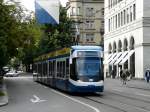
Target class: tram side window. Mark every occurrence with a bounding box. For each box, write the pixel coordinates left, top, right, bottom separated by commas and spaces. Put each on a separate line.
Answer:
62, 61, 65, 78
66, 58, 69, 78
38, 64, 40, 74
57, 62, 59, 77
51, 61, 53, 76
50, 61, 52, 76
43, 62, 44, 76
50, 62, 52, 76
33, 64, 35, 72
48, 62, 50, 76
45, 62, 47, 76
43, 62, 47, 77
70, 59, 77, 80
33, 64, 36, 73
39, 63, 42, 76
41, 63, 43, 77
52, 61, 56, 77
59, 62, 61, 77
35, 64, 38, 73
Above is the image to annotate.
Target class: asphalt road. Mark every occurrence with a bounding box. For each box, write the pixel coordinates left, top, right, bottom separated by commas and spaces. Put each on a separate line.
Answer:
1, 74, 150, 112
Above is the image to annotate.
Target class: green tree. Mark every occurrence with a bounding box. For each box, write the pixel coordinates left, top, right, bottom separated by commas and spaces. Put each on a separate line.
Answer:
0, 0, 43, 73
37, 6, 73, 54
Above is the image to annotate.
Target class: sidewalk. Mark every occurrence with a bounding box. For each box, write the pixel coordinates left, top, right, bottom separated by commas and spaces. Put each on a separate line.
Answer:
0, 77, 8, 106
127, 79, 150, 90
105, 78, 150, 91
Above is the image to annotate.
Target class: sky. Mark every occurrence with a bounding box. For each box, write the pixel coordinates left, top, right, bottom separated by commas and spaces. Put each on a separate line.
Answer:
20, 0, 68, 11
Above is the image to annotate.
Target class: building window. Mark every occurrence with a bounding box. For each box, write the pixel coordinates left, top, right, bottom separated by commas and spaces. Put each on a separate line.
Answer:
115, 15, 117, 28
86, 8, 94, 17
113, 16, 115, 30
108, 44, 112, 54
86, 34, 94, 42
118, 13, 120, 27
123, 10, 126, 25
130, 6, 133, 22
109, 0, 110, 8
133, 4, 136, 20
108, 43, 112, 54
110, 0, 112, 8
113, 42, 117, 53
118, 40, 122, 52
127, 8, 129, 23
85, 21, 95, 29
121, 12, 123, 26
111, 17, 112, 31
109, 19, 110, 31
77, 7, 80, 15
130, 37, 135, 50
124, 39, 128, 51
101, 8, 104, 16
72, 7, 76, 15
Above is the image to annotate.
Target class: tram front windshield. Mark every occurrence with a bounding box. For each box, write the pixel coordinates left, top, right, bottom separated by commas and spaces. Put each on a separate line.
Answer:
76, 57, 102, 82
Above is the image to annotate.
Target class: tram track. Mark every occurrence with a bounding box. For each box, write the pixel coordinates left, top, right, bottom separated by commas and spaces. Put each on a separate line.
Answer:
126, 86, 150, 92
107, 91, 150, 104
74, 92, 150, 112
81, 96, 128, 112
80, 95, 150, 112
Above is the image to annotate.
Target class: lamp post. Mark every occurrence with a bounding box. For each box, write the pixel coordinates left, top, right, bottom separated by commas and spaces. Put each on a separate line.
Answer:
75, 24, 80, 45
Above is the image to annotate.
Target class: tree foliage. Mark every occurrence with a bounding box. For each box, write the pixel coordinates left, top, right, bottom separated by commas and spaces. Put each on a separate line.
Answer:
0, 2, 73, 73
37, 6, 73, 54
0, 0, 42, 72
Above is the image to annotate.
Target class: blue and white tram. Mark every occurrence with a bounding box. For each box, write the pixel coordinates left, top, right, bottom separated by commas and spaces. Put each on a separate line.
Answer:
33, 46, 104, 93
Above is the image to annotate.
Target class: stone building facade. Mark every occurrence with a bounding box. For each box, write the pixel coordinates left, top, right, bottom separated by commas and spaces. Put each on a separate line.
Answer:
104, 0, 150, 78
66, 0, 104, 45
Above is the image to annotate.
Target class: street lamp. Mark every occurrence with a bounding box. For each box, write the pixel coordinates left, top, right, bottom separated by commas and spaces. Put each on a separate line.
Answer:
75, 24, 80, 45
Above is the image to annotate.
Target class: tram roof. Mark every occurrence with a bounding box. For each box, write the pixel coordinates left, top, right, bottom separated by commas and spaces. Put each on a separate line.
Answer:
71, 46, 102, 51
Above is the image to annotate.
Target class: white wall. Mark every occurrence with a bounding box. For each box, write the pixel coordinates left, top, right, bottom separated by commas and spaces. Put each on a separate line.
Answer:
143, 0, 150, 17
104, 0, 146, 78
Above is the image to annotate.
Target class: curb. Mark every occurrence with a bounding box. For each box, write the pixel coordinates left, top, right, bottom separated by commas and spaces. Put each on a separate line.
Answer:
0, 80, 8, 106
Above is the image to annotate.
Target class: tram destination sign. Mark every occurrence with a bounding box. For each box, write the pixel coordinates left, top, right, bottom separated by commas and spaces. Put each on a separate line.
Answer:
77, 51, 100, 57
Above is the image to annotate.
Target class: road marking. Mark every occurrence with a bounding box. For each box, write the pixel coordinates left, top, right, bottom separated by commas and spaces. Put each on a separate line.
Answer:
135, 92, 150, 98
30, 95, 46, 103
44, 86, 48, 89
112, 89, 123, 92
51, 89, 100, 112
134, 106, 150, 112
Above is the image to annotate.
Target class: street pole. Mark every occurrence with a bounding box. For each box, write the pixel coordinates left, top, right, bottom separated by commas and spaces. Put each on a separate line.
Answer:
75, 23, 80, 45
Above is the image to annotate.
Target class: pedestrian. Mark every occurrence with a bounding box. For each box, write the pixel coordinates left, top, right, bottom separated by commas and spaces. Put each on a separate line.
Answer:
125, 69, 131, 81
145, 69, 150, 83
120, 68, 123, 78
111, 70, 115, 79
121, 69, 127, 85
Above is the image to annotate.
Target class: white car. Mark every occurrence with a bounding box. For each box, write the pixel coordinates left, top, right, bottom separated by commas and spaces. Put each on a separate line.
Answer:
5, 70, 19, 77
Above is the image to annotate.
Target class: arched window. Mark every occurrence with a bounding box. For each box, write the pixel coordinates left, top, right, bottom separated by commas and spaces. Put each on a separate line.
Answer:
118, 40, 122, 52
113, 42, 117, 53
123, 38, 128, 51
130, 37, 135, 50
108, 43, 112, 54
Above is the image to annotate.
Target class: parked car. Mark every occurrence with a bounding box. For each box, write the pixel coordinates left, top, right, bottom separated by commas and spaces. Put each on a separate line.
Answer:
5, 70, 19, 77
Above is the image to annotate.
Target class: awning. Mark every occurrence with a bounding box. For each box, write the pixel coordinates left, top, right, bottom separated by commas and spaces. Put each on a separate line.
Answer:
103, 54, 113, 64
119, 50, 135, 64
109, 52, 122, 65
114, 51, 128, 65
108, 53, 117, 63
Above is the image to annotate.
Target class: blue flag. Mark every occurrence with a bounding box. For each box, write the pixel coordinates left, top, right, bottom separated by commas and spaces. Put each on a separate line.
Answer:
35, 0, 59, 24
